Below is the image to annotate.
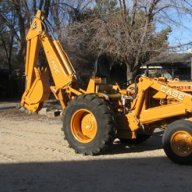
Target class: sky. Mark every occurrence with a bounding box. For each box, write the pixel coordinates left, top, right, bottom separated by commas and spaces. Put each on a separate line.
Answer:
166, 12, 192, 51
169, 17, 192, 44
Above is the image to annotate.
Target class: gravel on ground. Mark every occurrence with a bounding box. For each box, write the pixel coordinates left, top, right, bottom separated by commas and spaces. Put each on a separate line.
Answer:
0, 103, 191, 192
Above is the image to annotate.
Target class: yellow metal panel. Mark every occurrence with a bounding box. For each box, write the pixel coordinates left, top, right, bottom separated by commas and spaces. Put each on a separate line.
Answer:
26, 11, 43, 40
41, 35, 74, 89
139, 103, 186, 124
21, 68, 50, 112
25, 36, 40, 90
53, 40, 76, 75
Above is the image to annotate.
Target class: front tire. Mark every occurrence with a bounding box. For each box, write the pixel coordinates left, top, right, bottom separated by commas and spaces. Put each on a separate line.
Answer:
63, 94, 115, 155
162, 120, 192, 165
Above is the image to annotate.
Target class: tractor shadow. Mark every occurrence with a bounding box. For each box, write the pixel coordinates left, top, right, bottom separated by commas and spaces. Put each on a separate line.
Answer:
106, 130, 163, 155
0, 156, 191, 192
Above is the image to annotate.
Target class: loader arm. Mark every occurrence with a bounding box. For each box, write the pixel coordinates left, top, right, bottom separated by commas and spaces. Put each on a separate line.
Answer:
21, 11, 79, 112
127, 76, 192, 131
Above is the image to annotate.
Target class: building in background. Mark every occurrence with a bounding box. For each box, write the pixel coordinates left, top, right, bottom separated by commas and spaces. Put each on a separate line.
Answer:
144, 53, 192, 80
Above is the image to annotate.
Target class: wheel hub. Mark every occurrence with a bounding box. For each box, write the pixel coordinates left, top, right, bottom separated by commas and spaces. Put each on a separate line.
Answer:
71, 109, 97, 143
170, 131, 192, 157
81, 113, 96, 136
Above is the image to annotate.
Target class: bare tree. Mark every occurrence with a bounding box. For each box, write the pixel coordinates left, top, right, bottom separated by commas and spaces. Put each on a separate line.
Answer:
1, 0, 192, 82
63, 0, 192, 80
0, 0, 52, 69
0, 0, 92, 69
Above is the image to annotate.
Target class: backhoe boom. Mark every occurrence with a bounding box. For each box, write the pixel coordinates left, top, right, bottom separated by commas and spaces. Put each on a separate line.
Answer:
21, 11, 77, 112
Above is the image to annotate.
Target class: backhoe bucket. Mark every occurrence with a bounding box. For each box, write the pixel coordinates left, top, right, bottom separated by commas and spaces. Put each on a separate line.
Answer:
21, 68, 50, 112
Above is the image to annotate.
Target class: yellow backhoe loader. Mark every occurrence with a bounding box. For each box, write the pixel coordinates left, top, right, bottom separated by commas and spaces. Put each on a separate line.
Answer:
21, 9, 192, 165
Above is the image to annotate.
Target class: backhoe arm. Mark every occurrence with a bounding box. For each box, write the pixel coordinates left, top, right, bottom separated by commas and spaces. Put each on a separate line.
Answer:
21, 11, 77, 112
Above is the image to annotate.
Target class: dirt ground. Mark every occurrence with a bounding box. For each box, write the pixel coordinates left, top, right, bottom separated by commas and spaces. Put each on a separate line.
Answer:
0, 102, 191, 192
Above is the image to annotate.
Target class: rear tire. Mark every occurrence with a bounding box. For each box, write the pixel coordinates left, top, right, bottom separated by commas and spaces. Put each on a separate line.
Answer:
162, 120, 192, 165
63, 94, 115, 155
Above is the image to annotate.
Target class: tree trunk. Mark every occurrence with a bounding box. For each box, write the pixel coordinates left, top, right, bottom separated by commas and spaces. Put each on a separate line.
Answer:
13, 0, 26, 67
126, 64, 133, 81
